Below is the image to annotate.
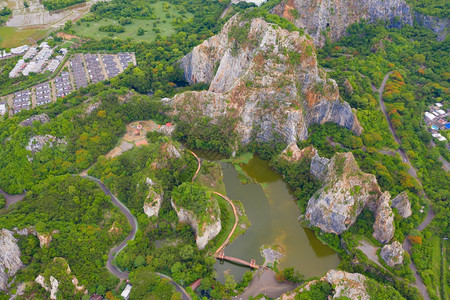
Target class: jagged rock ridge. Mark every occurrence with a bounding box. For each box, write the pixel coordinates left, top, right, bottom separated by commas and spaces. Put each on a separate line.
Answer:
271, 0, 448, 47
0, 229, 23, 291
302, 152, 382, 234
164, 14, 362, 150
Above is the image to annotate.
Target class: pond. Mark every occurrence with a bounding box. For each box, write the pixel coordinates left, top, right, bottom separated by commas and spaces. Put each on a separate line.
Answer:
194, 150, 340, 283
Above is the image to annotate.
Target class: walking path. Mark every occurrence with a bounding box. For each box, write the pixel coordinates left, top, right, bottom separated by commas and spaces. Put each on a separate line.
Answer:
190, 150, 201, 182
375, 72, 434, 300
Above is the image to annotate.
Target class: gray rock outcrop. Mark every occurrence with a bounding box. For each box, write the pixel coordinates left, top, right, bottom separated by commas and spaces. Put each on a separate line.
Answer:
271, 0, 448, 47
165, 15, 362, 150
171, 199, 221, 250
19, 113, 50, 127
280, 269, 369, 300
35, 275, 59, 300
373, 191, 395, 244
391, 191, 412, 218
310, 151, 330, 181
143, 189, 163, 218
26, 135, 67, 154
325, 270, 369, 300
380, 241, 404, 267
0, 229, 23, 291
302, 152, 381, 234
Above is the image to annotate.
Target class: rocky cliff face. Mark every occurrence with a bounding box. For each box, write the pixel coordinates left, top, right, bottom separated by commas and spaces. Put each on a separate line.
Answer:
280, 269, 369, 299
164, 14, 362, 149
171, 199, 222, 250
143, 189, 163, 218
26, 135, 67, 155
0, 229, 23, 291
373, 191, 395, 244
35, 275, 59, 300
380, 241, 404, 267
19, 113, 50, 127
302, 152, 381, 234
391, 191, 412, 218
271, 0, 448, 47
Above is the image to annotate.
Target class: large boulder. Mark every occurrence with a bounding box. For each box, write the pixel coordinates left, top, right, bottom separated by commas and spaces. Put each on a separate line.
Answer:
302, 152, 381, 234
143, 189, 163, 218
373, 192, 395, 244
171, 199, 221, 250
271, 0, 448, 47
164, 14, 362, 151
380, 241, 404, 267
0, 229, 23, 291
35, 275, 59, 300
279, 269, 369, 299
391, 191, 412, 218
19, 113, 50, 127
325, 270, 369, 300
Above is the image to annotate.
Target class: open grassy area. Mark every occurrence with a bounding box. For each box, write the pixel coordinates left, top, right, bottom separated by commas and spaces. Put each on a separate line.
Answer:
72, 1, 192, 42
0, 27, 49, 48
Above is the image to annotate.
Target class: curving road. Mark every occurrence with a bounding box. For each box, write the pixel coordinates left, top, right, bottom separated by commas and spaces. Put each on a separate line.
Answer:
0, 188, 26, 210
81, 175, 192, 300
375, 72, 434, 300
81, 175, 138, 279
211, 191, 239, 255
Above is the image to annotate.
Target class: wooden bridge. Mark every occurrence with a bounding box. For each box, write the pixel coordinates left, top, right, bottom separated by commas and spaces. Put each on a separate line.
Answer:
214, 251, 259, 269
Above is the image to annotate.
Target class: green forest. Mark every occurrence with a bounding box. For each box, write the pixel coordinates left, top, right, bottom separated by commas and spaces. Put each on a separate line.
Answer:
0, 0, 448, 299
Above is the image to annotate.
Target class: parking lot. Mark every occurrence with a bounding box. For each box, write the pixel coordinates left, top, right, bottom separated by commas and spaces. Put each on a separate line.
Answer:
55, 71, 73, 98
35, 82, 52, 107
102, 54, 121, 78
85, 54, 105, 84
12, 89, 31, 114
3, 52, 136, 116
70, 54, 89, 88
117, 53, 134, 70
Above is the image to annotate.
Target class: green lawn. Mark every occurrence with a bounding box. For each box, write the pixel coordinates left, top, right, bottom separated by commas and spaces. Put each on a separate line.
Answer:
0, 27, 49, 48
72, 1, 192, 42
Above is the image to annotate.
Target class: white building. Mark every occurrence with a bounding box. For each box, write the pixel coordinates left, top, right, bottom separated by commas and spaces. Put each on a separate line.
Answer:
39, 42, 50, 48
9, 59, 27, 78
425, 112, 436, 122
0, 101, 7, 115
11, 45, 29, 55
120, 284, 132, 300
436, 103, 443, 108
432, 133, 447, 142
436, 109, 446, 116
23, 47, 38, 60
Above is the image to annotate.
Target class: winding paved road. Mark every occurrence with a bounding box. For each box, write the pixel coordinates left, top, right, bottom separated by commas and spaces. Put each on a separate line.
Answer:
81, 175, 191, 300
375, 72, 434, 300
0, 188, 26, 210
81, 175, 138, 279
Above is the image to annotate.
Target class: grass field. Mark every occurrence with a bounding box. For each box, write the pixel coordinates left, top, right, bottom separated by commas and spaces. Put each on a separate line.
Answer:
0, 27, 49, 48
72, 1, 192, 42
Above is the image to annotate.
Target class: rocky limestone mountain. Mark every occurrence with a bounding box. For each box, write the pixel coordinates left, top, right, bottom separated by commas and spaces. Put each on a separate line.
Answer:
0, 229, 23, 291
280, 269, 369, 299
279, 143, 316, 162
380, 241, 404, 267
164, 14, 362, 150
143, 177, 163, 218
271, 0, 449, 47
143, 189, 163, 218
26, 135, 67, 155
13, 227, 58, 248
391, 191, 412, 218
373, 191, 395, 244
171, 199, 222, 250
19, 113, 50, 127
302, 152, 381, 234
35, 275, 59, 300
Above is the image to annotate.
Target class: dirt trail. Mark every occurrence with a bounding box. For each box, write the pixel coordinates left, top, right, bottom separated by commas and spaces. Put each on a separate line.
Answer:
376, 72, 433, 300
0, 188, 26, 210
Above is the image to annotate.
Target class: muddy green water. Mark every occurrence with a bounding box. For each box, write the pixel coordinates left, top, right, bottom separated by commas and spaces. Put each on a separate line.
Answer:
195, 151, 340, 282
